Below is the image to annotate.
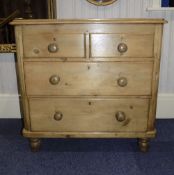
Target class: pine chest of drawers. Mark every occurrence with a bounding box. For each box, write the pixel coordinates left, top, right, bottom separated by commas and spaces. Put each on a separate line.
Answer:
12, 19, 166, 152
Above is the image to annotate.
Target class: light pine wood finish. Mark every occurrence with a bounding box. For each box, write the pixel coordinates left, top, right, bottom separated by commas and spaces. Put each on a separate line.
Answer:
14, 26, 31, 130
23, 129, 156, 138
90, 34, 154, 58
11, 19, 165, 152
21, 23, 156, 34
24, 62, 153, 96
148, 25, 164, 131
23, 33, 85, 58
11, 18, 166, 25
29, 98, 149, 132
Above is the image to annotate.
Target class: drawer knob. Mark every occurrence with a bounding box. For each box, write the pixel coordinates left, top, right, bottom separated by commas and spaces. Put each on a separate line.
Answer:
49, 75, 60, 85
48, 43, 59, 53
117, 43, 128, 53
54, 111, 63, 121
115, 111, 126, 122
117, 77, 128, 87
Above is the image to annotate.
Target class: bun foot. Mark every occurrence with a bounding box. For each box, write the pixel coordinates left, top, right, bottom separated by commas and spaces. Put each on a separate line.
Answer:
29, 138, 41, 152
138, 138, 149, 152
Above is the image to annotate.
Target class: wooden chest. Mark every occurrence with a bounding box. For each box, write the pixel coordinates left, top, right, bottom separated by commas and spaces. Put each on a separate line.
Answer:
12, 19, 166, 152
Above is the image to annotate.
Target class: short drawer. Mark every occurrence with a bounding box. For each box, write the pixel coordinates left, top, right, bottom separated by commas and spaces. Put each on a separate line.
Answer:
24, 62, 153, 96
23, 31, 85, 58
90, 34, 154, 58
29, 98, 149, 132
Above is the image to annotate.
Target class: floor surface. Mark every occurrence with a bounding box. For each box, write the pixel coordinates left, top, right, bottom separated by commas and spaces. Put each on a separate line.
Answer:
0, 119, 174, 175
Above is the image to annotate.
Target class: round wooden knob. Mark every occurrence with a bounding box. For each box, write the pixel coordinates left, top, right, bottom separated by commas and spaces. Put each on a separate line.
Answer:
49, 75, 60, 85
54, 112, 63, 121
117, 77, 128, 87
48, 43, 59, 53
115, 111, 126, 122
117, 43, 128, 53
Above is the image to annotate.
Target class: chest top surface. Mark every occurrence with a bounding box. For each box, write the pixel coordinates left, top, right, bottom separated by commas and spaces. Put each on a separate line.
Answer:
11, 18, 166, 25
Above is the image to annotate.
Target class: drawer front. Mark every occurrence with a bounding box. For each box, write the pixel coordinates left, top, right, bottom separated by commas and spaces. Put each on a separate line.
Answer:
29, 98, 149, 132
23, 33, 85, 58
24, 62, 153, 96
90, 34, 154, 58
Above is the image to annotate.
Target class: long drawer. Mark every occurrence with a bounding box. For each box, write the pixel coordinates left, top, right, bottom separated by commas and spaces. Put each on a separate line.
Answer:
24, 62, 153, 96
29, 98, 149, 132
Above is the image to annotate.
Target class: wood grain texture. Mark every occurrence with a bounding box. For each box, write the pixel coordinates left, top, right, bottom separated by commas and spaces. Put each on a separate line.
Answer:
23, 129, 156, 138
22, 23, 156, 35
13, 19, 164, 150
55, 0, 172, 94
2, 0, 172, 99
24, 62, 153, 96
90, 33, 154, 58
29, 97, 149, 132
23, 30, 85, 58
23, 57, 155, 62
148, 25, 163, 131
11, 18, 166, 25
14, 26, 30, 130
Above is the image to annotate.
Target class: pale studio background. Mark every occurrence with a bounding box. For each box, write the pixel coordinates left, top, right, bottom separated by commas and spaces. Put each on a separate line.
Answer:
0, 0, 174, 118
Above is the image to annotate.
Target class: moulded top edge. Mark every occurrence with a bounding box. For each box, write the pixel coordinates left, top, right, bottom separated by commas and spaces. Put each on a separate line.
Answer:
10, 18, 167, 25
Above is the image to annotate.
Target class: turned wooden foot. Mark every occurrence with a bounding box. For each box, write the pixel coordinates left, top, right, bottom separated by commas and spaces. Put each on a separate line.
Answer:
138, 138, 149, 152
29, 138, 41, 152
